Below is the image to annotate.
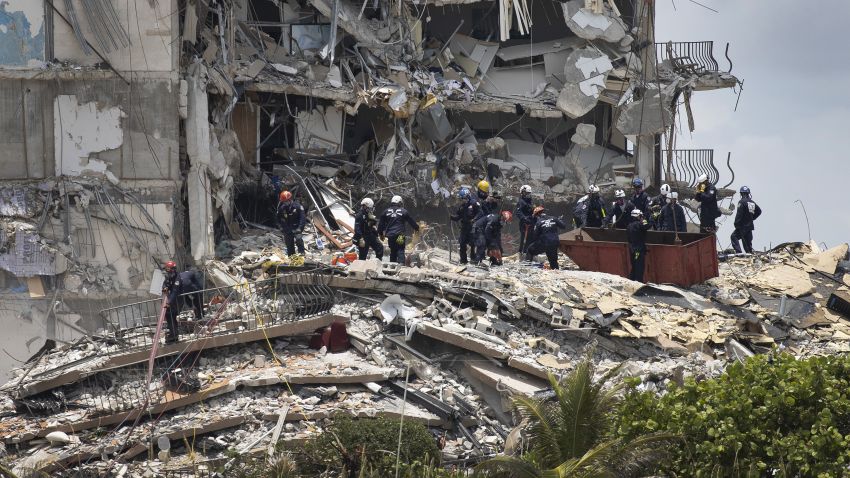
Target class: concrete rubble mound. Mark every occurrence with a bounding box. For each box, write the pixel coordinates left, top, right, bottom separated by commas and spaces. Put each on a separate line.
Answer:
0, 232, 848, 476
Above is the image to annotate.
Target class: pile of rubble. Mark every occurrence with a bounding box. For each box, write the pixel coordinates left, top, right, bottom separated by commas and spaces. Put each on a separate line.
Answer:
1, 231, 848, 476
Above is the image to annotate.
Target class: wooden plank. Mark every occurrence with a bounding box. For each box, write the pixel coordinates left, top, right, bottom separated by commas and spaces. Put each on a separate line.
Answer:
312, 218, 350, 249
26, 277, 45, 298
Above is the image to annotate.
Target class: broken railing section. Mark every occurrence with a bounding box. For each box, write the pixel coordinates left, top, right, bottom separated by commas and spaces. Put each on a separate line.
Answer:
664, 149, 736, 188
656, 41, 726, 75
99, 272, 336, 350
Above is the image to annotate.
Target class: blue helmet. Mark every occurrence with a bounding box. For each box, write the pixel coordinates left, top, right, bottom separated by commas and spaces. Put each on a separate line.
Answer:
632, 177, 644, 188
458, 187, 470, 199
740, 186, 750, 195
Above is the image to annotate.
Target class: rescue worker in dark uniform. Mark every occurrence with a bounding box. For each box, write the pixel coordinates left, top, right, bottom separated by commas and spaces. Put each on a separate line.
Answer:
630, 177, 650, 218
627, 209, 652, 282
353, 197, 383, 260
473, 210, 512, 266
378, 195, 419, 264
694, 173, 721, 233
450, 187, 481, 264
585, 185, 607, 228
526, 206, 567, 270
610, 189, 631, 229
515, 185, 535, 254
659, 192, 687, 232
276, 190, 306, 255
731, 186, 762, 254
649, 184, 671, 230
162, 261, 205, 344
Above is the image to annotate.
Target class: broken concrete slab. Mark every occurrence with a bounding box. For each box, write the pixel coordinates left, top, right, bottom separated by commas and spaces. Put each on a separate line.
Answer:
615, 86, 674, 136
571, 123, 596, 147
556, 47, 613, 118
561, 0, 628, 43
802, 243, 849, 275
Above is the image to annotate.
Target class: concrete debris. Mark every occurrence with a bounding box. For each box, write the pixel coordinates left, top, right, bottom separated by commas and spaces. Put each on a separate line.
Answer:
0, 231, 845, 474
0, 0, 752, 475
615, 85, 675, 136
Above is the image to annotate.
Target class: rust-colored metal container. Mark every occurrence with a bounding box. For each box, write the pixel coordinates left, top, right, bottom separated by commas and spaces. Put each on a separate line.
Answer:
558, 228, 718, 287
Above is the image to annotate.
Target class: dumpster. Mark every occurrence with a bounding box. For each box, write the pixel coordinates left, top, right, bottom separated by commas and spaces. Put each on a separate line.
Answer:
559, 228, 718, 287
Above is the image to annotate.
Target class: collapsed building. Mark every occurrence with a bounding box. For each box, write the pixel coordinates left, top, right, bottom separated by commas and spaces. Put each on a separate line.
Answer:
0, 0, 741, 378
2, 238, 850, 476
0, 0, 764, 475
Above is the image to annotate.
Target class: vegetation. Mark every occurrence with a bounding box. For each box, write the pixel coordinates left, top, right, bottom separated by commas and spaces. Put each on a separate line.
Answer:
218, 420, 462, 478
292, 415, 443, 477
617, 352, 850, 477
474, 349, 673, 478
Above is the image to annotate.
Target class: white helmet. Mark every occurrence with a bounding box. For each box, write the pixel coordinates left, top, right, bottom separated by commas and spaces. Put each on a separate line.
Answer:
361, 198, 374, 208
697, 173, 708, 183
615, 189, 626, 198
670, 192, 679, 200
660, 184, 671, 196
391, 195, 403, 205
520, 185, 532, 195
631, 209, 643, 218
588, 184, 600, 194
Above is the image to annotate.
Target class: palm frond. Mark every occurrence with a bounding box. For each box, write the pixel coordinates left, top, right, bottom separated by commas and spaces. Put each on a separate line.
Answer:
473, 455, 543, 478
513, 395, 563, 466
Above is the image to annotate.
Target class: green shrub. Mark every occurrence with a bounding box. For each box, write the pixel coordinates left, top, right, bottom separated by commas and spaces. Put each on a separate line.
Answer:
292, 415, 441, 477
616, 352, 850, 477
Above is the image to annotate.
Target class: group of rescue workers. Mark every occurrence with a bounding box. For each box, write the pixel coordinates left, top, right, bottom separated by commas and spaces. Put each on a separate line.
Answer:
158, 174, 761, 344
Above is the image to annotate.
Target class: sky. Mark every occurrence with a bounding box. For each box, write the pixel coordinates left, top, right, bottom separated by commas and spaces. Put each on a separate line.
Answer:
654, 0, 850, 251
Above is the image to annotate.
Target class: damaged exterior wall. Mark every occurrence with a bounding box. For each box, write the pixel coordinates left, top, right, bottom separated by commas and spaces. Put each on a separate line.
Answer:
0, 1, 180, 381
0, 1, 46, 68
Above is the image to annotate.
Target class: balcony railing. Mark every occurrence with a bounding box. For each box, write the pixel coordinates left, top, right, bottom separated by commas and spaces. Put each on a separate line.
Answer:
655, 41, 729, 74
664, 149, 734, 188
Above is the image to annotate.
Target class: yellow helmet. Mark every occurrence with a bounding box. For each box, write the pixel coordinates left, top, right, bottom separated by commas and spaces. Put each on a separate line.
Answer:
477, 180, 490, 193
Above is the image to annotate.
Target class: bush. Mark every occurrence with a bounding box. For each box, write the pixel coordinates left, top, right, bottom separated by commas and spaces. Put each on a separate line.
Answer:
616, 353, 850, 477
293, 415, 441, 477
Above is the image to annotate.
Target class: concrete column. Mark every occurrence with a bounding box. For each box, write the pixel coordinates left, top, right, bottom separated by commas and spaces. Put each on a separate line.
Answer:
635, 136, 656, 186
185, 63, 215, 263
634, 0, 659, 187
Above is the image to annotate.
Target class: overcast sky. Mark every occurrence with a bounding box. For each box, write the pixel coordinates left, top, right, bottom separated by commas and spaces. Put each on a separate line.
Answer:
654, 0, 850, 251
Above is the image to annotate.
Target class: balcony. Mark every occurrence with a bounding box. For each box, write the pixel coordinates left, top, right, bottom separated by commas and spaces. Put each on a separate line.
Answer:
663, 149, 734, 189
655, 41, 739, 90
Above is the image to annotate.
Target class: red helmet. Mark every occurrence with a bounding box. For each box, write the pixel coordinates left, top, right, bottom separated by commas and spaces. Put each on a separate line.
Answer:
164, 261, 177, 272
533, 206, 545, 217
279, 190, 293, 202
500, 210, 513, 223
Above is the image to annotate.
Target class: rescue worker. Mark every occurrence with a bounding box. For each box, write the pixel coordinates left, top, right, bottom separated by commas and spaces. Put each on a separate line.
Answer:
731, 186, 762, 254
515, 185, 535, 254
476, 180, 490, 213
694, 173, 721, 233
473, 210, 512, 266
378, 195, 420, 264
649, 184, 671, 229
476, 180, 498, 219
162, 261, 205, 344
659, 192, 687, 232
353, 197, 383, 260
630, 178, 650, 218
585, 185, 607, 228
610, 189, 631, 229
526, 206, 567, 270
572, 194, 588, 228
627, 209, 652, 282
450, 187, 481, 264
276, 190, 306, 256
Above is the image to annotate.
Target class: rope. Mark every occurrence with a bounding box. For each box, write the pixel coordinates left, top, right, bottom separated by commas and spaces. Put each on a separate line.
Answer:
394, 361, 412, 478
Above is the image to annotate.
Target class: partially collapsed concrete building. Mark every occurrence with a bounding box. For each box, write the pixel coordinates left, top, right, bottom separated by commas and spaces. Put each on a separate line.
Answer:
0, 0, 754, 475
